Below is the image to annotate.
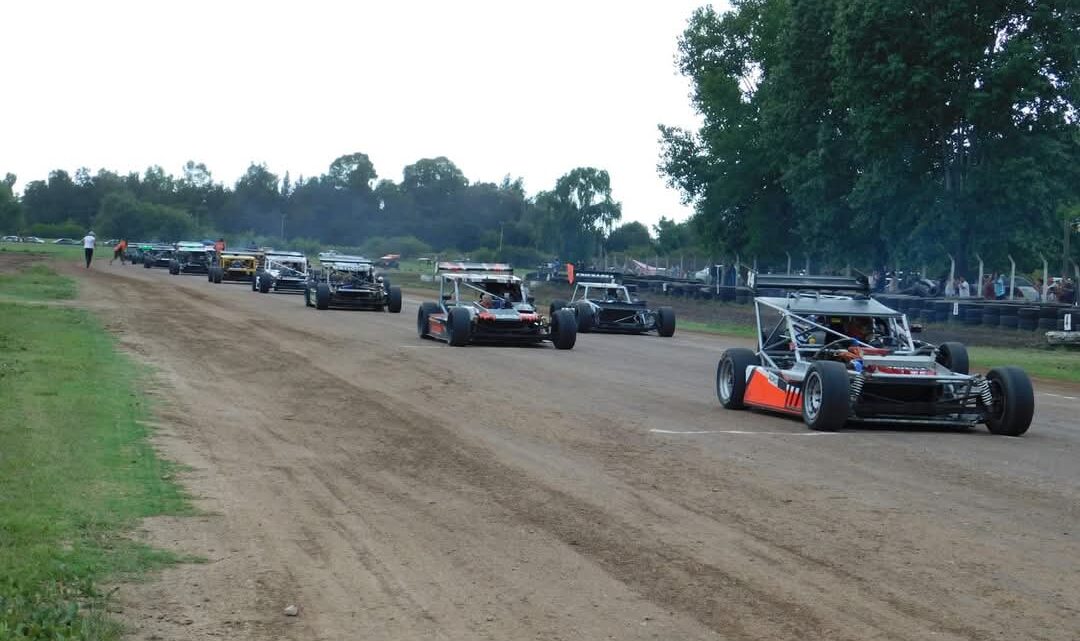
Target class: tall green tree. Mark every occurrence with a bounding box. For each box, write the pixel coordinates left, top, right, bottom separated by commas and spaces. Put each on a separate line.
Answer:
661, 0, 1080, 273
0, 173, 23, 233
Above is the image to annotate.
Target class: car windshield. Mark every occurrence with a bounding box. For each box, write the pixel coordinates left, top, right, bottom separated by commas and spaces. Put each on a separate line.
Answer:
460, 280, 523, 307
582, 285, 630, 303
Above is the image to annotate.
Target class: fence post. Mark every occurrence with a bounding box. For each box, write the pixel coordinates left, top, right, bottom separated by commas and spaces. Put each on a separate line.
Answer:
1008, 254, 1017, 301
976, 254, 984, 299
1039, 253, 1049, 301
947, 253, 955, 297
785, 251, 792, 275
804, 253, 810, 275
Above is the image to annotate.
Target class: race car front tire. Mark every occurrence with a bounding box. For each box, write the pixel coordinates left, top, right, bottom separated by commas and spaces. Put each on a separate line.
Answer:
936, 341, 969, 375
802, 361, 850, 431
417, 302, 441, 338
984, 366, 1034, 436
168, 260, 180, 275
549, 299, 567, 317
657, 306, 676, 337
550, 308, 577, 350
447, 307, 472, 346
143, 257, 152, 268
315, 284, 331, 310
259, 275, 273, 294
388, 286, 403, 313
716, 348, 757, 409
573, 301, 595, 332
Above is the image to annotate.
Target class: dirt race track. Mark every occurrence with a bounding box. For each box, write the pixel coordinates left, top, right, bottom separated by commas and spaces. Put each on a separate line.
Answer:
68, 262, 1079, 641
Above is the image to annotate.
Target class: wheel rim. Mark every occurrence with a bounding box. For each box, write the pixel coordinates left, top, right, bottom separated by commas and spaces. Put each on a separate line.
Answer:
988, 377, 1006, 421
804, 372, 823, 421
718, 358, 735, 401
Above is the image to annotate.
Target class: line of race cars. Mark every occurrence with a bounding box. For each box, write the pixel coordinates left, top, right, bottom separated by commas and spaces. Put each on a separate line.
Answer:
126, 242, 1035, 437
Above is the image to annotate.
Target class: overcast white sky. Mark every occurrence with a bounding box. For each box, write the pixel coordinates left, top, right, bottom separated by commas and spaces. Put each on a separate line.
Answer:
3, 1, 717, 229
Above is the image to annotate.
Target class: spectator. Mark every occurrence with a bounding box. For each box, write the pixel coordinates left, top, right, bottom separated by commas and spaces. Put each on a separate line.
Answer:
1036, 277, 1045, 301
982, 274, 994, 299
957, 275, 970, 298
994, 273, 1007, 300
82, 230, 96, 268
110, 238, 128, 265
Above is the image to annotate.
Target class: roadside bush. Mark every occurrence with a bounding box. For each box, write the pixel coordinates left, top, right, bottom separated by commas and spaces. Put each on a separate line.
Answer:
24, 220, 85, 239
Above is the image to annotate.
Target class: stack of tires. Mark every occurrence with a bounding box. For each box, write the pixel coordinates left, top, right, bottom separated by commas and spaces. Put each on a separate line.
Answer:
1013, 307, 1036, 331
982, 305, 1000, 327
998, 306, 1019, 329
1038, 306, 1058, 332
964, 303, 983, 325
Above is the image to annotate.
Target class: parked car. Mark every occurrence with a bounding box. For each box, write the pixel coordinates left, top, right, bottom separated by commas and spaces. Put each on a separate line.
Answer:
23, 236, 44, 244
1, 235, 20, 243
52, 238, 79, 245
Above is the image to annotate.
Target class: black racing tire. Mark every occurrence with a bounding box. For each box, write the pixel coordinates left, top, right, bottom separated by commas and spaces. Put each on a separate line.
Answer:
304, 286, 314, 307
417, 302, 441, 338
936, 342, 969, 375
387, 286, 402, 313
315, 283, 331, 310
999, 315, 1019, 329
984, 366, 1034, 436
1037, 317, 1056, 331
168, 260, 180, 275
447, 306, 472, 346
259, 274, 273, 293
211, 267, 223, 283
656, 306, 676, 337
716, 348, 758, 409
801, 361, 850, 431
550, 308, 577, 350
573, 301, 595, 333
143, 256, 152, 268
549, 299, 568, 317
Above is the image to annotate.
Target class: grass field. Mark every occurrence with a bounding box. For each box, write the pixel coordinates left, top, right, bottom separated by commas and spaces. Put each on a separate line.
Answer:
0, 258, 192, 640
968, 346, 1080, 383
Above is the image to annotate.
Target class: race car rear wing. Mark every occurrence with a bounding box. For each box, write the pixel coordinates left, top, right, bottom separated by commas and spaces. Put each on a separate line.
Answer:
436, 262, 513, 274
573, 270, 621, 284
749, 272, 868, 294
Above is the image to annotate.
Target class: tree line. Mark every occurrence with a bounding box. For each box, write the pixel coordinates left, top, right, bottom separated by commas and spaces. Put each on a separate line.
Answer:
659, 0, 1080, 276
0, 156, 700, 267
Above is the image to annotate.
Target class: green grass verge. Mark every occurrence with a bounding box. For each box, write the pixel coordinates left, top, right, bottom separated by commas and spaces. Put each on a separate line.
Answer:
678, 320, 758, 339
0, 264, 76, 301
0, 264, 193, 640
968, 346, 1080, 384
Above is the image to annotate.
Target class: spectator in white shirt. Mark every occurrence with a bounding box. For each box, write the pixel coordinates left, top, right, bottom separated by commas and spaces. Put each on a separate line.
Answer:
957, 275, 970, 297
82, 231, 96, 268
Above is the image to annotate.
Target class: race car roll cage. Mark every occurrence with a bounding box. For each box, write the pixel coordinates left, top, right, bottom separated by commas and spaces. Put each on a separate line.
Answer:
263, 252, 308, 279
436, 263, 529, 311
312, 254, 382, 288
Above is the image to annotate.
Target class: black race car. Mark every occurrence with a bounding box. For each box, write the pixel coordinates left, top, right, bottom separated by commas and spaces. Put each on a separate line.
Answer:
304, 252, 402, 311
418, 262, 576, 349
551, 271, 675, 336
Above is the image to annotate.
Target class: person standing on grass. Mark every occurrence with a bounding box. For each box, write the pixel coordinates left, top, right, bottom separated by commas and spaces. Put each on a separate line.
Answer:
82, 231, 96, 268
110, 238, 127, 265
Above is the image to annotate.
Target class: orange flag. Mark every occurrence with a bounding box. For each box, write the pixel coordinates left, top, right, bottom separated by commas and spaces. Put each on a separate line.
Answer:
567, 263, 575, 284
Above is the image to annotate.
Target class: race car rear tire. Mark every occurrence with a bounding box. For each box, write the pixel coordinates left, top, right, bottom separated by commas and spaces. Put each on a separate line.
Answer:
168, 260, 180, 275
211, 267, 223, 283
550, 309, 577, 350
447, 307, 472, 346
716, 348, 757, 409
984, 366, 1034, 436
315, 284, 331, 310
387, 286, 403, 313
657, 306, 676, 337
549, 299, 568, 317
936, 342, 969, 375
417, 302, 441, 338
573, 301, 594, 333
802, 361, 850, 431
259, 274, 273, 294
